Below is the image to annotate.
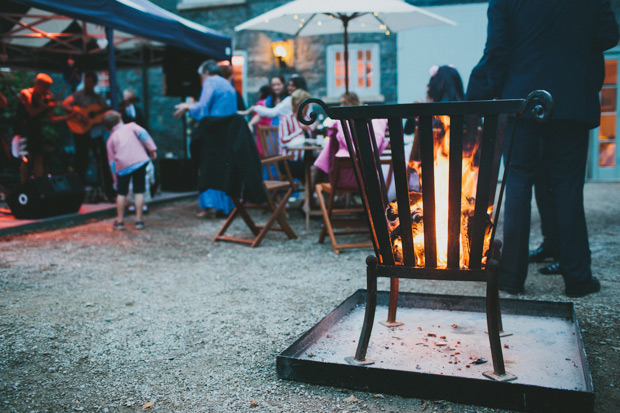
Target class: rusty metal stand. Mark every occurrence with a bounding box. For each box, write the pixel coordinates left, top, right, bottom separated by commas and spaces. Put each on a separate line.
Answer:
483, 241, 517, 381
346, 255, 378, 365
297, 91, 553, 383
379, 278, 404, 327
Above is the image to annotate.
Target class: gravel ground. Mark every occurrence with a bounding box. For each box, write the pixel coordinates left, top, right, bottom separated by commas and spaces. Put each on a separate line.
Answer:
1, 182, 619, 412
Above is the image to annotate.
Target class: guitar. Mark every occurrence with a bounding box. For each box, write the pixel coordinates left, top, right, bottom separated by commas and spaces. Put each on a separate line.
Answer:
66, 103, 107, 134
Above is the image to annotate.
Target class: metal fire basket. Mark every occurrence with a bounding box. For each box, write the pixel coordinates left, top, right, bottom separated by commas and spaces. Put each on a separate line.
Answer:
298, 91, 554, 382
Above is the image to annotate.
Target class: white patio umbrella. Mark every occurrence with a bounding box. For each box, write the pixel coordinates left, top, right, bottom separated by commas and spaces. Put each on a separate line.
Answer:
235, 0, 455, 92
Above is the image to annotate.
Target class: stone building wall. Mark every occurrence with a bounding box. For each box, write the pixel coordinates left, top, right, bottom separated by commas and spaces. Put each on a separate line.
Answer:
178, 0, 398, 104
115, 0, 406, 157
120, 0, 619, 158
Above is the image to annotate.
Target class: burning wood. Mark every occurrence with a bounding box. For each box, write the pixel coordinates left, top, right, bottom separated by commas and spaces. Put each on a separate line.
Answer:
385, 116, 494, 268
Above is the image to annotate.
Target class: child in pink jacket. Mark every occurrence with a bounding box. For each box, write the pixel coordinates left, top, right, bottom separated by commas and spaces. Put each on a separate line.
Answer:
103, 110, 157, 230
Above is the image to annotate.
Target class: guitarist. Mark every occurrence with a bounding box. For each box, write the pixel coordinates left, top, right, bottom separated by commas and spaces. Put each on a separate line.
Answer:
61, 72, 111, 196
14, 73, 74, 183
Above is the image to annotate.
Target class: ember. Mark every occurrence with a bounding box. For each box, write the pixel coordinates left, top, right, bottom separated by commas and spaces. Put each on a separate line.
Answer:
386, 116, 493, 268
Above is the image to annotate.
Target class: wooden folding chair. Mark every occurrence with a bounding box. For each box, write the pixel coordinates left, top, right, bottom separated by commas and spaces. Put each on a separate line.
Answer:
315, 134, 373, 254
213, 126, 297, 247
257, 126, 279, 159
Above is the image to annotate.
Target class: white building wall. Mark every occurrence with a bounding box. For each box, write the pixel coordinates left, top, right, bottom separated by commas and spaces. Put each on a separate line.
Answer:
397, 3, 489, 103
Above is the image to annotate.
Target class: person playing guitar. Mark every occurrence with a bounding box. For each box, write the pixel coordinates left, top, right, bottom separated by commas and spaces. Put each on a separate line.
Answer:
14, 73, 75, 183
61, 71, 111, 193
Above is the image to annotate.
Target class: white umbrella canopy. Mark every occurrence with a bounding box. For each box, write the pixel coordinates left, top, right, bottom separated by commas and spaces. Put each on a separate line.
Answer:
235, 0, 455, 91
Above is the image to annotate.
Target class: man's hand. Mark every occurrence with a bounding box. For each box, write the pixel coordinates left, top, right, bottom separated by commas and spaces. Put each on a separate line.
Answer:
173, 102, 192, 118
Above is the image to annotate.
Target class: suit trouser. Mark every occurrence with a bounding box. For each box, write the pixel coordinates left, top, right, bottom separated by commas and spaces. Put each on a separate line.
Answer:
499, 119, 592, 291
534, 160, 560, 257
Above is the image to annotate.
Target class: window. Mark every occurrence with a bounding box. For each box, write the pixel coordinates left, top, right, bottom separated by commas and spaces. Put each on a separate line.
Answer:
231, 53, 246, 103
599, 59, 617, 167
97, 71, 109, 91
327, 43, 380, 99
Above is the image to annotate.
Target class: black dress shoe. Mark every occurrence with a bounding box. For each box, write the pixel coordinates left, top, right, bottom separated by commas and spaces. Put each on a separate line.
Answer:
538, 261, 561, 275
565, 277, 601, 298
529, 245, 557, 263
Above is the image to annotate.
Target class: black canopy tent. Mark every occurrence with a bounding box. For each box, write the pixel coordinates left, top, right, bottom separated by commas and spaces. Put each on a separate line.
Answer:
1, 0, 232, 109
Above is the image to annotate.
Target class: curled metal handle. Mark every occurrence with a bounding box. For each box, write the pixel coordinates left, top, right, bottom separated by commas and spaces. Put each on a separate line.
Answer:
521, 90, 554, 122
297, 98, 334, 125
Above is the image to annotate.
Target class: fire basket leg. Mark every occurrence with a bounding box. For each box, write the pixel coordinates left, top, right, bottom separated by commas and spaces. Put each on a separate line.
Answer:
380, 278, 404, 327
489, 241, 512, 337
483, 270, 517, 382
346, 255, 378, 365
495, 289, 513, 338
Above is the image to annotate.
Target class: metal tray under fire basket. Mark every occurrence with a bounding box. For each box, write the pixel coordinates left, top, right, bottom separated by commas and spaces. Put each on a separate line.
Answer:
277, 290, 594, 412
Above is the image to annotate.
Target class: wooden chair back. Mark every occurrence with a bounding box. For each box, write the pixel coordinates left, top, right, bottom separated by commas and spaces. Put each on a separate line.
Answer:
258, 125, 280, 159
315, 132, 372, 254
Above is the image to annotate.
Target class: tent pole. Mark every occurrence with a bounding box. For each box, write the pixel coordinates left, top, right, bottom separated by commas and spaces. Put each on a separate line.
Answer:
106, 27, 119, 111
142, 62, 150, 130
343, 17, 350, 94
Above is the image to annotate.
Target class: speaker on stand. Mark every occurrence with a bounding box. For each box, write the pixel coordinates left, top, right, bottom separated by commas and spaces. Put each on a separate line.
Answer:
162, 46, 212, 192
7, 174, 85, 219
162, 46, 209, 99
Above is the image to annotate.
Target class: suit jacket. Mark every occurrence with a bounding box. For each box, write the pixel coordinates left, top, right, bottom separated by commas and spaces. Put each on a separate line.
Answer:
190, 114, 266, 204
121, 104, 146, 129
466, 0, 618, 128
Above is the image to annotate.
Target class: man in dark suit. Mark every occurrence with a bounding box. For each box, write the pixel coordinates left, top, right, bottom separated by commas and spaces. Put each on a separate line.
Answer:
466, 0, 618, 297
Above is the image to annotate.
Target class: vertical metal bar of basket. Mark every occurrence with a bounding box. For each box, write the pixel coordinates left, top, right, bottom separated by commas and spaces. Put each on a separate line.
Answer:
353, 119, 395, 265
367, 120, 389, 206
341, 119, 380, 258
469, 114, 499, 269
418, 116, 437, 268
388, 118, 416, 267
447, 115, 464, 269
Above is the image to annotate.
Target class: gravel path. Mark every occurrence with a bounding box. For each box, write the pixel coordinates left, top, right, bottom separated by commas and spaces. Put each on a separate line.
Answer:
1, 182, 619, 412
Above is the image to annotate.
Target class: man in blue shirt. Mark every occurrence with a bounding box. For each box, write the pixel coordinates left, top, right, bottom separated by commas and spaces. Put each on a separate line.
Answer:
173, 60, 237, 119
173, 60, 239, 218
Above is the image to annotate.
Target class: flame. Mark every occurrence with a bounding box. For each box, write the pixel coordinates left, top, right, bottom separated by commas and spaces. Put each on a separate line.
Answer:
388, 116, 493, 268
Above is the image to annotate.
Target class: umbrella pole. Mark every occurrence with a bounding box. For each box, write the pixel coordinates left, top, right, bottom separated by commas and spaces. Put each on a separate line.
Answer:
343, 17, 350, 94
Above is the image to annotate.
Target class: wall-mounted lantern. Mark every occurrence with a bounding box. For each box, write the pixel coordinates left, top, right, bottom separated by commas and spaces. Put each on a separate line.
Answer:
271, 39, 294, 68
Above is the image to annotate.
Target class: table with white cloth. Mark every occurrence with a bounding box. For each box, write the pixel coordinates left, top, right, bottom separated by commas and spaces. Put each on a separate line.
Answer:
283, 138, 324, 230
